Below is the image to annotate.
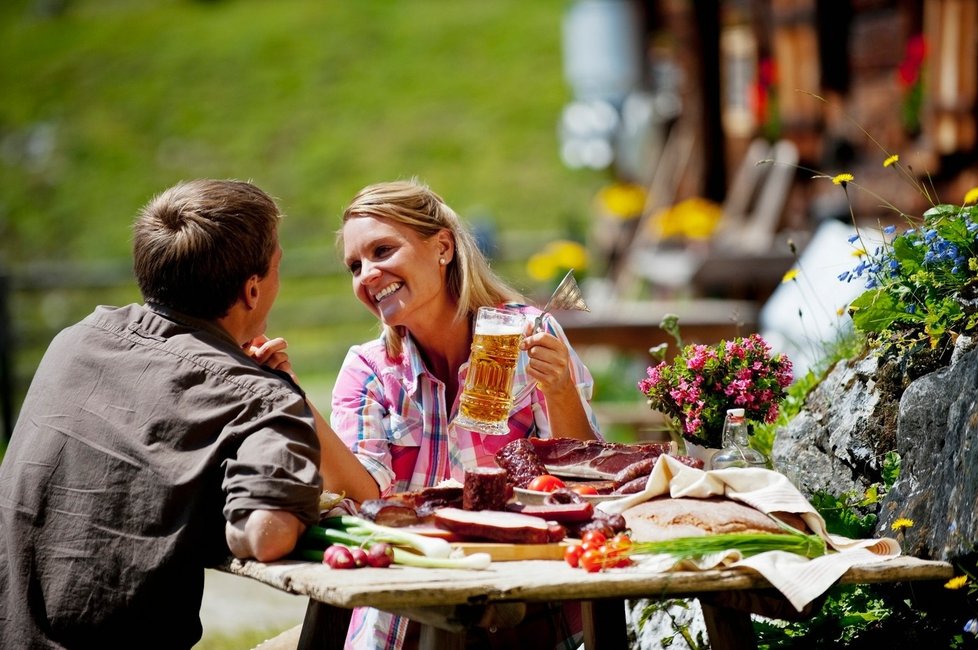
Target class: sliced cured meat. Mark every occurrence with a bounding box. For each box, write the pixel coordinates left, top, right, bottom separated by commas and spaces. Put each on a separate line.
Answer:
494, 438, 548, 488
432, 507, 563, 544
357, 485, 465, 527
612, 458, 655, 489
505, 501, 595, 523
358, 499, 421, 527
463, 467, 510, 511
528, 438, 672, 480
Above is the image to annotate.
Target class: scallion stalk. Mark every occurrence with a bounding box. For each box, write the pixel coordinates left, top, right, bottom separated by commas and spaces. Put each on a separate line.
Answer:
628, 529, 827, 561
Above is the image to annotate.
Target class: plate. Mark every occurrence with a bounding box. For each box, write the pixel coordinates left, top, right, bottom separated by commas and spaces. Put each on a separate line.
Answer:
513, 487, 622, 506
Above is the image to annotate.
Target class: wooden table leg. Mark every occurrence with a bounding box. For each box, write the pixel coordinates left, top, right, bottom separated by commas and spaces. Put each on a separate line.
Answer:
580, 598, 627, 650
296, 600, 351, 650
700, 601, 757, 650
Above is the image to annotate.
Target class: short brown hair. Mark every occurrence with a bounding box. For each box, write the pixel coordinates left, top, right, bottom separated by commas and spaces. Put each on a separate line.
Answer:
133, 179, 280, 320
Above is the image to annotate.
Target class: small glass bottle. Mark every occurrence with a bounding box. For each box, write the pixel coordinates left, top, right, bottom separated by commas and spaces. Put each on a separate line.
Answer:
711, 408, 768, 470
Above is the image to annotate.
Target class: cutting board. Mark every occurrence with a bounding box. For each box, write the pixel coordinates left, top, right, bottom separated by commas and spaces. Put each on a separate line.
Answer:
451, 541, 569, 561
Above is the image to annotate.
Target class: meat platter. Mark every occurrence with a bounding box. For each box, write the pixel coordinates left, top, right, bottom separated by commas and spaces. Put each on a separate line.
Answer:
345, 437, 703, 560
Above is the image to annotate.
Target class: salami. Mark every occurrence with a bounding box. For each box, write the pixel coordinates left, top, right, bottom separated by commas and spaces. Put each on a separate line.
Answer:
463, 467, 510, 511
494, 438, 548, 488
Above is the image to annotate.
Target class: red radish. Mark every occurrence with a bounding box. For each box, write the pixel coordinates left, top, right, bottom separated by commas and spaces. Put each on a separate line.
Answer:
366, 543, 394, 568
324, 545, 356, 569
349, 547, 369, 568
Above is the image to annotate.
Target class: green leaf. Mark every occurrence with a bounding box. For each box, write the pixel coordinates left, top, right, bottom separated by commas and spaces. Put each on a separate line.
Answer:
882, 451, 901, 489
849, 289, 905, 333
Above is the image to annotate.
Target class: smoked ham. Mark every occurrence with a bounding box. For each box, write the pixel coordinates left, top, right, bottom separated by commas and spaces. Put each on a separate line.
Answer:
433, 507, 565, 544
527, 438, 674, 480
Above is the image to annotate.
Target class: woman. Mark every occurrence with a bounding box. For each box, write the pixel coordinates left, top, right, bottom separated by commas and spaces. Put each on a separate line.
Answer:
332, 179, 601, 649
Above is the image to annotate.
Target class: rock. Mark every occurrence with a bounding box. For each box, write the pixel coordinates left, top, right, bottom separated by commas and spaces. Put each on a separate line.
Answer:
772, 352, 895, 498
877, 346, 978, 560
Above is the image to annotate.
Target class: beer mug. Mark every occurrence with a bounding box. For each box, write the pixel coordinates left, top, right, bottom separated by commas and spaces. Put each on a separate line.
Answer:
453, 306, 527, 435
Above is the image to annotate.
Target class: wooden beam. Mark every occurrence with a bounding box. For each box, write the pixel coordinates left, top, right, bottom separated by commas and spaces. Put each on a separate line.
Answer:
559, 299, 758, 356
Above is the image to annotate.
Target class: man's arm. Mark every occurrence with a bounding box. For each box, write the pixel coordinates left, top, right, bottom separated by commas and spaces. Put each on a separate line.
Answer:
226, 509, 305, 562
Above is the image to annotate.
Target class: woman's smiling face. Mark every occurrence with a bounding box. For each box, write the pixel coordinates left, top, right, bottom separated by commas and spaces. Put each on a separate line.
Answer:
342, 215, 450, 328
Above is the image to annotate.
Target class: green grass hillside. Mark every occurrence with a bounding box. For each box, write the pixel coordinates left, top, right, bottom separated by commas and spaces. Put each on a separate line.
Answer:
1, 0, 609, 417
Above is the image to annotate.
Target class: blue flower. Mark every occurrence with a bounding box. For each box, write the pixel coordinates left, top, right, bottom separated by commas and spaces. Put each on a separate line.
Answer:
883, 225, 896, 235
965, 618, 977, 636
847, 234, 860, 244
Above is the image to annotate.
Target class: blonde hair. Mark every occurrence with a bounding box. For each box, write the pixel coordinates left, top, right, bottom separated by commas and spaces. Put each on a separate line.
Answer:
339, 179, 523, 358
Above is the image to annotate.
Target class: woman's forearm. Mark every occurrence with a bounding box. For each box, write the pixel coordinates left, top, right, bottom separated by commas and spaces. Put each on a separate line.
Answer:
542, 383, 598, 440
308, 401, 381, 503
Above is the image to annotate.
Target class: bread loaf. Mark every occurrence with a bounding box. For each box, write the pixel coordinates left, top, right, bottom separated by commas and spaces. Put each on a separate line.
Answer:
623, 497, 807, 542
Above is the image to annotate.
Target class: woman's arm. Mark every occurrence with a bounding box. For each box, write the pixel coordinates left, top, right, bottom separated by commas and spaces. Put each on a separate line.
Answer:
308, 401, 381, 502
521, 319, 599, 441
246, 335, 380, 503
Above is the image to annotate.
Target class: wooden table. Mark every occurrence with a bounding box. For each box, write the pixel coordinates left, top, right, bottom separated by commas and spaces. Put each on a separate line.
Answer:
219, 555, 952, 649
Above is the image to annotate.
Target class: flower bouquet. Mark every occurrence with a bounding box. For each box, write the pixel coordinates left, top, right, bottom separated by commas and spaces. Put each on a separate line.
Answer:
638, 323, 793, 449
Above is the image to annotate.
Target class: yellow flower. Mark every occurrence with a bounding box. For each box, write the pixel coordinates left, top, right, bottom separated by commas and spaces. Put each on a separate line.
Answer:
782, 268, 799, 283
964, 187, 978, 205
832, 173, 854, 186
852, 248, 866, 257
891, 517, 914, 531
526, 252, 558, 282
944, 575, 968, 590
548, 240, 589, 272
836, 306, 846, 316
597, 183, 647, 219
527, 240, 589, 282
648, 197, 722, 240
883, 154, 899, 168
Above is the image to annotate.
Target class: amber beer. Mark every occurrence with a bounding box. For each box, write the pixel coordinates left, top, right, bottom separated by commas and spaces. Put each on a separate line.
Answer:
455, 307, 525, 435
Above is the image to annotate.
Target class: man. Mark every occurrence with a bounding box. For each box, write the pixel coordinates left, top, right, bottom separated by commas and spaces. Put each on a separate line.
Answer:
0, 179, 373, 648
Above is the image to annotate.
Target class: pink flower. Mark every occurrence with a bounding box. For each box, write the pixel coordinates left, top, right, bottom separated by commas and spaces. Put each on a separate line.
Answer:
638, 331, 793, 447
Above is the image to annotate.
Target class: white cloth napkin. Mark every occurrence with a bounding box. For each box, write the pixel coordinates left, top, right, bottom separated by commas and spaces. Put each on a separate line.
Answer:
596, 455, 902, 611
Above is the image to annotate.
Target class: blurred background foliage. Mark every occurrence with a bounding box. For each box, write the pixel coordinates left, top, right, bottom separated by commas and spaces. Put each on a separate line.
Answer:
0, 0, 608, 417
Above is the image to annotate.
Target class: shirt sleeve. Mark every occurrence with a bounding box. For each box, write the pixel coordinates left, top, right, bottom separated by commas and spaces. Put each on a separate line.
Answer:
222, 395, 323, 527
330, 347, 398, 495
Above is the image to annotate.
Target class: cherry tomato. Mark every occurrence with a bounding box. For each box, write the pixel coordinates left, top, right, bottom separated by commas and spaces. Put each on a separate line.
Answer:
527, 474, 566, 493
608, 533, 633, 552
581, 530, 607, 547
563, 544, 584, 568
570, 484, 599, 496
579, 549, 605, 573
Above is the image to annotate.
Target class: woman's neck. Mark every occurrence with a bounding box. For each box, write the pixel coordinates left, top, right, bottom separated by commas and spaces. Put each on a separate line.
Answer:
410, 308, 472, 390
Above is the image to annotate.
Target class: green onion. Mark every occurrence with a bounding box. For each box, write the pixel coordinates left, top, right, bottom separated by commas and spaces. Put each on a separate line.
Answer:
628, 529, 827, 561
298, 517, 492, 570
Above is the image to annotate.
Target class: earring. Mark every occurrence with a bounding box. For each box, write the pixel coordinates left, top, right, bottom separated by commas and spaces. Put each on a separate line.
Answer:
439, 258, 447, 265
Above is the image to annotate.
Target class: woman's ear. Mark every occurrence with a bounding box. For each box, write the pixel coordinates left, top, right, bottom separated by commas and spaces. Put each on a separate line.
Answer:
435, 229, 455, 263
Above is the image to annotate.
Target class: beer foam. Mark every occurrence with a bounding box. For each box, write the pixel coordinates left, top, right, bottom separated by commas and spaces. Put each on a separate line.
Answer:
474, 321, 523, 336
